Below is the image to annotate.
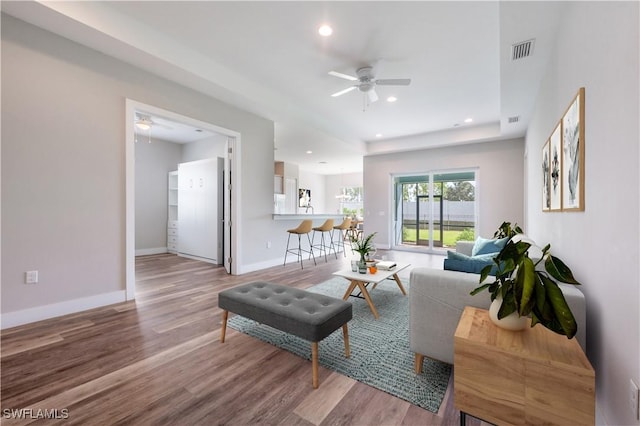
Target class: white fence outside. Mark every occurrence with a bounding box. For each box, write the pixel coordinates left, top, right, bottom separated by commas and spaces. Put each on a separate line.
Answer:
402, 200, 475, 225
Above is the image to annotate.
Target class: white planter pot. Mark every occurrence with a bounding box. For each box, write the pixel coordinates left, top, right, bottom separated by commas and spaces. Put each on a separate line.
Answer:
488, 294, 528, 331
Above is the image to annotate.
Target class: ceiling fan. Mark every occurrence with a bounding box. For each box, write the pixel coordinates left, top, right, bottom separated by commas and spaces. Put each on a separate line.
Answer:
134, 114, 173, 131
134, 113, 173, 143
329, 66, 411, 104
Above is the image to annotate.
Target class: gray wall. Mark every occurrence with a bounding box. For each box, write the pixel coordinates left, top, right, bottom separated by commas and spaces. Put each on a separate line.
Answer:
135, 137, 181, 252
363, 139, 525, 248
1, 14, 274, 315
524, 2, 639, 424
181, 134, 227, 163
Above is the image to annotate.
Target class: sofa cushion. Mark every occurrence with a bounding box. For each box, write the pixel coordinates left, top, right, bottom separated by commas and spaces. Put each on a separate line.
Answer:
444, 251, 498, 275
471, 236, 508, 256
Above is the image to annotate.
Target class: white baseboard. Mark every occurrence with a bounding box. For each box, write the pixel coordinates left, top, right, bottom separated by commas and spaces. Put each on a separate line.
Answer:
177, 253, 221, 265
135, 247, 168, 256
1, 290, 127, 329
237, 249, 350, 274
237, 257, 286, 274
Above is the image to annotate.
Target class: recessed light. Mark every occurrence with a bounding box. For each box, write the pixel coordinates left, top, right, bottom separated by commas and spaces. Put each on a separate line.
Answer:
464, 118, 473, 123
306, 150, 313, 154
319, 161, 328, 164
387, 96, 398, 103
375, 133, 383, 138
318, 25, 333, 37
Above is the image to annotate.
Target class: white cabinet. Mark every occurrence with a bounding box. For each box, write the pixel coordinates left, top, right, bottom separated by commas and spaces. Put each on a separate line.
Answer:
177, 158, 222, 264
167, 171, 178, 253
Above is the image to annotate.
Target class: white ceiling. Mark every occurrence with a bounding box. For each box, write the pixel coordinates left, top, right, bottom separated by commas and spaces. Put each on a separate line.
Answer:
2, 1, 564, 174
134, 113, 218, 144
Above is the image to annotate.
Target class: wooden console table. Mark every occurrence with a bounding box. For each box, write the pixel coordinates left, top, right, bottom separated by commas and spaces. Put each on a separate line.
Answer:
454, 306, 595, 425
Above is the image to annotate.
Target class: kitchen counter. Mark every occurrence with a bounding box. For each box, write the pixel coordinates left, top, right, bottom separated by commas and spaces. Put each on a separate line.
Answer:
272, 214, 344, 221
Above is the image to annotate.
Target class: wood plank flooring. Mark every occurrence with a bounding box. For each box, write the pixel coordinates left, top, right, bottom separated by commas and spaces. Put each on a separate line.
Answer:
1, 250, 483, 425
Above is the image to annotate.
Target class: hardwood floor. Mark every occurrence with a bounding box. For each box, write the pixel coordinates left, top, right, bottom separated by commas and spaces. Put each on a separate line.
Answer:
1, 250, 482, 425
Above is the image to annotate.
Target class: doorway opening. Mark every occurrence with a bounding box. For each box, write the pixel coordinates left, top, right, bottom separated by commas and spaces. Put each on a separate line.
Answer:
125, 99, 241, 299
393, 170, 477, 252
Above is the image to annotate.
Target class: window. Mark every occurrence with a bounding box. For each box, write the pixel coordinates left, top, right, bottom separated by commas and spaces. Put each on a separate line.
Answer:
338, 186, 363, 218
394, 171, 476, 250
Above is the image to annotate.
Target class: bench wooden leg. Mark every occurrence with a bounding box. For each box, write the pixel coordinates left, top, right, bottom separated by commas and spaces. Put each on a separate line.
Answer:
342, 324, 351, 358
415, 353, 424, 374
220, 310, 228, 343
312, 341, 319, 389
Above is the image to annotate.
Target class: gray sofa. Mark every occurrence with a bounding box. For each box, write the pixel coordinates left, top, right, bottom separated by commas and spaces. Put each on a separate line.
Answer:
409, 241, 587, 368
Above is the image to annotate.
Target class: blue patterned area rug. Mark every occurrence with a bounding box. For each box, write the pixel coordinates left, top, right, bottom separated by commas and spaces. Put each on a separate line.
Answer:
226, 276, 452, 413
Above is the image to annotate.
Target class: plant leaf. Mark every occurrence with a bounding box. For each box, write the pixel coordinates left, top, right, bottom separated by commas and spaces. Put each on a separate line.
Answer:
534, 272, 547, 313
530, 311, 540, 327
470, 283, 492, 296
498, 288, 517, 319
500, 258, 516, 276
544, 279, 578, 338
479, 265, 493, 283
545, 255, 580, 284
518, 257, 535, 316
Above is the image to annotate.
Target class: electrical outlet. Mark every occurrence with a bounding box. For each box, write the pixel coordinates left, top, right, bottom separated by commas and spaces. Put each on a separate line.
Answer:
631, 379, 639, 420
266, 241, 272, 249
25, 270, 38, 284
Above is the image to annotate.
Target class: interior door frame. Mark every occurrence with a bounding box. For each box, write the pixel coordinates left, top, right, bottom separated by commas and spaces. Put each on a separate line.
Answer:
223, 137, 235, 274
125, 99, 241, 299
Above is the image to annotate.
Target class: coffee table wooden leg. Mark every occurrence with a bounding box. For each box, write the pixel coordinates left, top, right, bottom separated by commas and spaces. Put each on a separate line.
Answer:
342, 280, 358, 300
355, 280, 379, 319
312, 341, 319, 389
393, 273, 407, 295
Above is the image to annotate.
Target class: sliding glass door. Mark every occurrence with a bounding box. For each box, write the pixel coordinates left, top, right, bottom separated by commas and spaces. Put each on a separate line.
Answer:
393, 170, 477, 251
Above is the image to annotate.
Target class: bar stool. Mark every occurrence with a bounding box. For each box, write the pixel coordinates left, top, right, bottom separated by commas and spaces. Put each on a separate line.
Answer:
284, 219, 316, 269
311, 219, 337, 262
345, 219, 360, 251
332, 218, 352, 257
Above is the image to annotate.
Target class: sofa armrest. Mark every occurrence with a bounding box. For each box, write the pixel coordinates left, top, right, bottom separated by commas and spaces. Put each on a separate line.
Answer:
455, 241, 474, 256
409, 267, 489, 364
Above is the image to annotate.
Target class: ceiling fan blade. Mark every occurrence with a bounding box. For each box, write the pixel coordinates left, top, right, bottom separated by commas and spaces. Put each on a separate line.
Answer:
331, 86, 357, 97
368, 89, 379, 103
375, 78, 411, 86
328, 71, 359, 81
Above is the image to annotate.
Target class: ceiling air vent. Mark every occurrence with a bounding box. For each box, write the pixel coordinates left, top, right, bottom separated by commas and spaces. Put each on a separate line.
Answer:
512, 39, 535, 60
508, 116, 520, 124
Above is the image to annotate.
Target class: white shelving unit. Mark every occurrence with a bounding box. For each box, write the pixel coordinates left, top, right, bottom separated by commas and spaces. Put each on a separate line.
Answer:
167, 170, 178, 254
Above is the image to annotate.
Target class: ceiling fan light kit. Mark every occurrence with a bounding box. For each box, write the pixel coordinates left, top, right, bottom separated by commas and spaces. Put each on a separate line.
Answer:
135, 121, 151, 131
135, 115, 153, 143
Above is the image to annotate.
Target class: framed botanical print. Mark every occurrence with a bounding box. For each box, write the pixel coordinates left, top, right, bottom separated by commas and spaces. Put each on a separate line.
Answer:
542, 138, 550, 212
549, 122, 562, 211
561, 87, 585, 211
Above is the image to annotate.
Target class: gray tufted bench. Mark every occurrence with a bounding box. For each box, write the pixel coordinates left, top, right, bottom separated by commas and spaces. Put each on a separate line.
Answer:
219, 281, 352, 388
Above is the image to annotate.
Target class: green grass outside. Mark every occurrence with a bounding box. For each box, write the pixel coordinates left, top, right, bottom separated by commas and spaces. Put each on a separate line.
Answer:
402, 227, 474, 248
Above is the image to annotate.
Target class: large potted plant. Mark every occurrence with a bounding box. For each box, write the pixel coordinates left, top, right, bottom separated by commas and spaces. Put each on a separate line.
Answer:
470, 223, 581, 338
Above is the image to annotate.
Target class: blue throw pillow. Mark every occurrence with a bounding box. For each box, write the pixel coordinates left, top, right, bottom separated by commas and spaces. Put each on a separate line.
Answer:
444, 251, 498, 275
471, 236, 509, 256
